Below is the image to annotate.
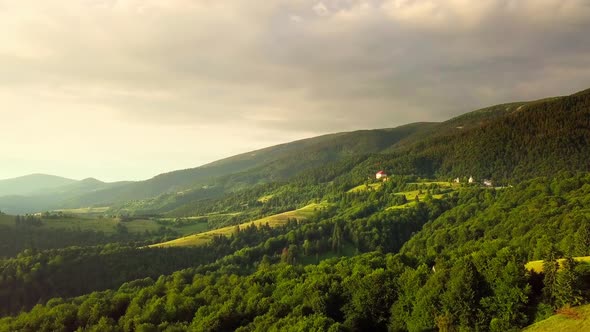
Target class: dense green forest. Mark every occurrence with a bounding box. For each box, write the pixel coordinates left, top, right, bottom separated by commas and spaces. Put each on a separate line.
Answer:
1, 88, 590, 331
2, 174, 590, 331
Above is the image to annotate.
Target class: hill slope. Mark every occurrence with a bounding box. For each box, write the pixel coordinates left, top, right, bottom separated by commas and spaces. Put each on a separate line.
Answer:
74, 87, 590, 217
0, 178, 131, 214
5, 87, 590, 215
56, 122, 439, 208
352, 88, 590, 182
524, 305, 590, 331
0, 174, 76, 197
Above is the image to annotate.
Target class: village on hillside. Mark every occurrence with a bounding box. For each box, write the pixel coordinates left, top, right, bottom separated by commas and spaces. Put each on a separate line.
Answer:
374, 170, 494, 187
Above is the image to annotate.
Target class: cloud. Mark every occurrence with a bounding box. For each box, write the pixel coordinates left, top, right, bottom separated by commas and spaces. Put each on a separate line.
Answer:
312, 2, 330, 17
1, 0, 590, 179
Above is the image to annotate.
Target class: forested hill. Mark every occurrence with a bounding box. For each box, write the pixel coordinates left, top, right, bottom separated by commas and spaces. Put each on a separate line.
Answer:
105, 87, 590, 217
4, 122, 438, 213
83, 87, 590, 209
398, 89, 590, 180
1, 88, 590, 331
0, 178, 131, 215
2, 172, 589, 331
3, 87, 590, 215
0, 174, 77, 197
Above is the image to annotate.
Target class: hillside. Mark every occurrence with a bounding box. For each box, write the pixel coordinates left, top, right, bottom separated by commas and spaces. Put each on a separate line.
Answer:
0, 178, 131, 214
2, 173, 590, 331
73, 122, 437, 206
343, 89, 590, 183
402, 90, 590, 180
524, 304, 590, 331
7, 87, 588, 216
8, 122, 433, 214
526, 256, 590, 273
151, 202, 327, 248
106, 88, 590, 218
0, 174, 76, 197
1, 131, 590, 331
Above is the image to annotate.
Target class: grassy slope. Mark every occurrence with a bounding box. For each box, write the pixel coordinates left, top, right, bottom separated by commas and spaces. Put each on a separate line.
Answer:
525, 257, 590, 273
347, 182, 383, 193
151, 202, 328, 248
524, 304, 590, 331
0, 215, 161, 235
389, 182, 458, 209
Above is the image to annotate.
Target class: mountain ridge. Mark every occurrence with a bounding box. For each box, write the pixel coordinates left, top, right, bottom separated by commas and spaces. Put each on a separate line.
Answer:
0, 174, 78, 197
3, 87, 590, 215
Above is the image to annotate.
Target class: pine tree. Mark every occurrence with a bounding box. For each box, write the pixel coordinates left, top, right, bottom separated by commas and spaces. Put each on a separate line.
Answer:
331, 223, 343, 253
555, 257, 583, 308
574, 221, 590, 256
542, 251, 559, 306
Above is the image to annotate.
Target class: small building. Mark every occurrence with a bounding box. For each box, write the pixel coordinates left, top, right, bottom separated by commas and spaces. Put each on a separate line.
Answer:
468, 176, 475, 184
376, 171, 388, 180
453, 177, 460, 183
483, 179, 493, 187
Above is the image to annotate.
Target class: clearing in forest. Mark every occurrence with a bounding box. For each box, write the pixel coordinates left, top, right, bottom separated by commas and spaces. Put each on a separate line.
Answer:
524, 304, 590, 331
150, 202, 328, 248
525, 256, 590, 273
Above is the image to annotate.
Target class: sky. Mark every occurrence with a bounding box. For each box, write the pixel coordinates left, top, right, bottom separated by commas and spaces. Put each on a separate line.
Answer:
1, 0, 590, 181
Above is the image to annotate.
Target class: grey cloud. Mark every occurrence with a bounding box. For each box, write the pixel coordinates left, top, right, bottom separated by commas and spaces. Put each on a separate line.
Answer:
2, 0, 590, 134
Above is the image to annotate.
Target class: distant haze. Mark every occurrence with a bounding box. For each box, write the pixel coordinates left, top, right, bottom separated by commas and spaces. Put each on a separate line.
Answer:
2, 1, 590, 181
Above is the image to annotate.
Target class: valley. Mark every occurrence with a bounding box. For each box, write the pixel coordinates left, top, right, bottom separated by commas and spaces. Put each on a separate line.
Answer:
0, 87, 589, 331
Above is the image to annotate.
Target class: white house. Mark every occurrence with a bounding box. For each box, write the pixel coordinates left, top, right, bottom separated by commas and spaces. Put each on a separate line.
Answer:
468, 176, 475, 184
376, 171, 388, 180
483, 179, 493, 187
454, 178, 460, 183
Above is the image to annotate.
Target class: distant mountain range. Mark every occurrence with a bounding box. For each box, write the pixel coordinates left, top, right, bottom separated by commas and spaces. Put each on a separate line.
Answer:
2, 87, 589, 214
0, 174, 78, 197
0, 176, 131, 214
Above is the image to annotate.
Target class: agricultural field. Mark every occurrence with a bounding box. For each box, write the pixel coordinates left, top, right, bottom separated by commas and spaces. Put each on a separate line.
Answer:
395, 189, 445, 201
55, 207, 110, 215
257, 194, 274, 203
151, 202, 329, 248
526, 256, 590, 272
524, 304, 590, 331
347, 182, 383, 193
408, 181, 458, 187
0, 213, 13, 225
1, 214, 162, 234
387, 187, 455, 210
0, 212, 210, 236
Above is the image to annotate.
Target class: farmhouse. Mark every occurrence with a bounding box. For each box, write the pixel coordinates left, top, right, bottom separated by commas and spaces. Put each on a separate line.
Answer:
468, 176, 475, 184
376, 170, 388, 180
483, 179, 493, 187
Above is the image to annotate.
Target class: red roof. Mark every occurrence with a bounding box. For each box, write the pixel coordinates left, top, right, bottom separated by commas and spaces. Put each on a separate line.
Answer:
376, 170, 386, 174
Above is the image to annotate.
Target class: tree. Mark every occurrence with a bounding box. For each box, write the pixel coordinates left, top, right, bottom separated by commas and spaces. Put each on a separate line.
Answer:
555, 257, 583, 308
442, 259, 486, 330
115, 223, 129, 235
331, 223, 343, 254
542, 252, 559, 305
303, 239, 312, 256
574, 221, 590, 256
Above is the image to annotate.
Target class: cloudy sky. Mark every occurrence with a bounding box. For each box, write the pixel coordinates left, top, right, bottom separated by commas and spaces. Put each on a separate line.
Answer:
1, 0, 590, 181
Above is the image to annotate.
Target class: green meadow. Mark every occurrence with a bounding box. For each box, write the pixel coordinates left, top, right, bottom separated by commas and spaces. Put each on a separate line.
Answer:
524, 304, 590, 331
151, 202, 328, 248
525, 256, 590, 273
